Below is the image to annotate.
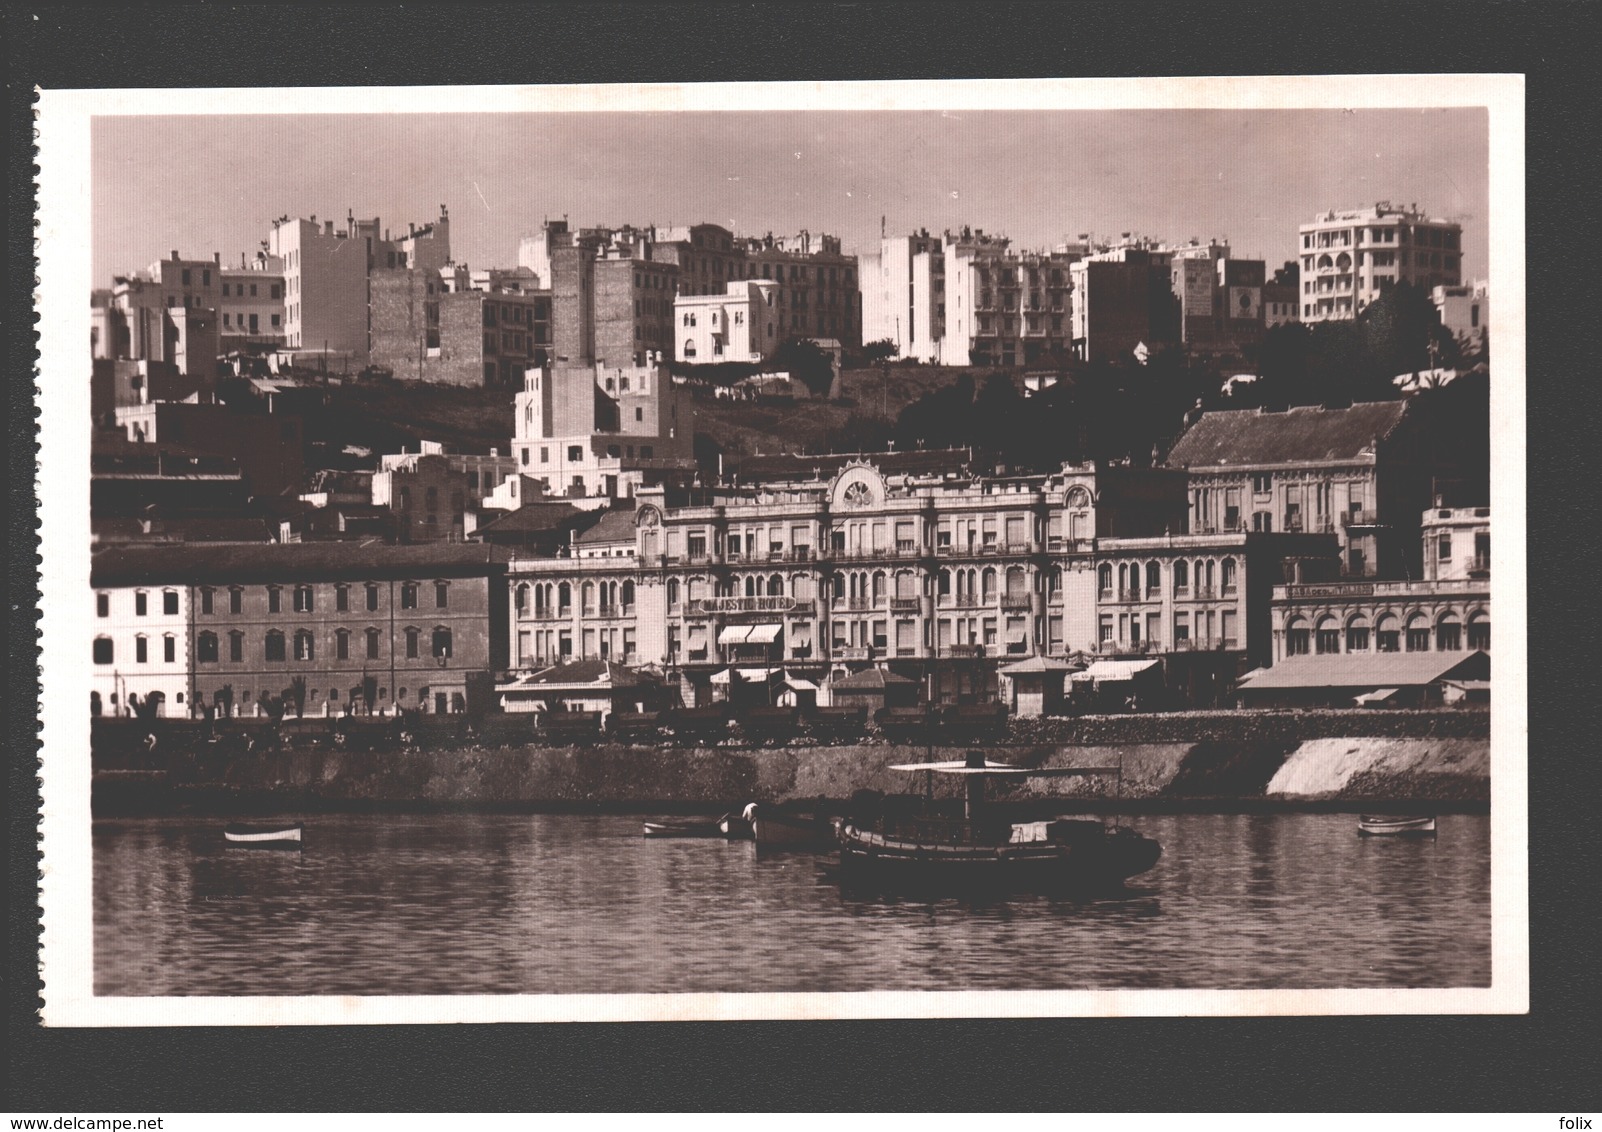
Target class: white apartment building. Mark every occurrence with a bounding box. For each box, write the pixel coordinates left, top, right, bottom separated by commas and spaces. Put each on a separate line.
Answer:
1431, 282, 1489, 352
860, 230, 947, 361
90, 580, 190, 718
674, 280, 781, 363
1298, 203, 1463, 322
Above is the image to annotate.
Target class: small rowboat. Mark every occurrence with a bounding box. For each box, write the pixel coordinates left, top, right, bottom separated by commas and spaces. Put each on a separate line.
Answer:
742, 803, 832, 849
1358, 815, 1437, 836
642, 818, 726, 839
223, 821, 304, 847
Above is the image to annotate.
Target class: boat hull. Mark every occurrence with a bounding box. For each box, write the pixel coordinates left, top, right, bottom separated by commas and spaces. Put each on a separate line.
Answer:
749, 811, 831, 848
223, 822, 303, 847
836, 823, 1161, 894
1358, 815, 1437, 836
642, 819, 725, 839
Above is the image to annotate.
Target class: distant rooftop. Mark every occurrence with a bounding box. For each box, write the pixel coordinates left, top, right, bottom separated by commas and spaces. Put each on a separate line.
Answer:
1165, 402, 1409, 469
91, 542, 508, 586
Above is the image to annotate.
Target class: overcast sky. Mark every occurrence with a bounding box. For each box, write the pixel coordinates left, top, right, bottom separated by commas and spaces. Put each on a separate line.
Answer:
92, 108, 1487, 283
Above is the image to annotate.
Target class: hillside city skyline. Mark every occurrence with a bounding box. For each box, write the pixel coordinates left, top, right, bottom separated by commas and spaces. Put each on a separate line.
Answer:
92, 108, 1488, 286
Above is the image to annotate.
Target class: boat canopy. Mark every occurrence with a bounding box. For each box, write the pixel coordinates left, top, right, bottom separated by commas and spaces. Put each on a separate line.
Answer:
886, 758, 1121, 777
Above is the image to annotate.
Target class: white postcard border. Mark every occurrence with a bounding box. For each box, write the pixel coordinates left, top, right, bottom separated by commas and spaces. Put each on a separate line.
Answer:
36, 75, 1528, 1024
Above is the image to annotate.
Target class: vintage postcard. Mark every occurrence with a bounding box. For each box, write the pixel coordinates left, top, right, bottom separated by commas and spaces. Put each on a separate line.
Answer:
34, 76, 1527, 1024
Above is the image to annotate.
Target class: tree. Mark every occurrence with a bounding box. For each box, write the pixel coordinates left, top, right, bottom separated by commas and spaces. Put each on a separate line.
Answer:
771, 338, 836, 399
362, 674, 379, 716
215, 683, 234, 719
286, 676, 308, 718
860, 339, 898, 364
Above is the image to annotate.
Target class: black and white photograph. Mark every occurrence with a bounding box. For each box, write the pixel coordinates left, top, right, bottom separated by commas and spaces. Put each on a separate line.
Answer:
33, 76, 1526, 1024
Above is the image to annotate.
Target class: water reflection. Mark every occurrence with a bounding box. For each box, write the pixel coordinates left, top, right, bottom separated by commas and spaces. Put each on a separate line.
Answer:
95, 812, 1490, 996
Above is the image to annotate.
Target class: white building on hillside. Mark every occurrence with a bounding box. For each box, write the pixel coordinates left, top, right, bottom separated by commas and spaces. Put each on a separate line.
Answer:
674, 280, 781, 364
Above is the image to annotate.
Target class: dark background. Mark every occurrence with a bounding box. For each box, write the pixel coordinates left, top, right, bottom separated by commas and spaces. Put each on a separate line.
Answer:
9, 0, 1598, 1112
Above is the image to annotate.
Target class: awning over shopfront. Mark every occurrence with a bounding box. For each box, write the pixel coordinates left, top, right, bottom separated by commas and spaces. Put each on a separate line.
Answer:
1071, 659, 1161, 684
718, 623, 784, 645
710, 667, 781, 685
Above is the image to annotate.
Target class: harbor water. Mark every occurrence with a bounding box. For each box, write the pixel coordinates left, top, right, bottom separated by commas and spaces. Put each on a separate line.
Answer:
94, 811, 1490, 996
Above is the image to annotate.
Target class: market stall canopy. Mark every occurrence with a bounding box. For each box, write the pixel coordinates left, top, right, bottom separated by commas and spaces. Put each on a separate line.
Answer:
718, 623, 783, 644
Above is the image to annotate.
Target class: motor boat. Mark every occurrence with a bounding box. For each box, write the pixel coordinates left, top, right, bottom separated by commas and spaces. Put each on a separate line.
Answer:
1357, 814, 1438, 836
834, 751, 1161, 894
222, 821, 304, 848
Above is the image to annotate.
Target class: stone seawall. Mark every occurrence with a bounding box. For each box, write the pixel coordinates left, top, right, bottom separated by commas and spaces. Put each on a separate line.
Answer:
92, 733, 1490, 814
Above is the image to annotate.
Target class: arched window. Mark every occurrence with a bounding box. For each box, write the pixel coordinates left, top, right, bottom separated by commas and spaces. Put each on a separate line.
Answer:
1006, 566, 1027, 598
1285, 617, 1310, 656
335, 629, 350, 660
744, 575, 758, 597
1467, 612, 1490, 651
1098, 563, 1113, 594
1315, 616, 1340, 654
1406, 614, 1431, 652
558, 583, 572, 613
432, 628, 453, 658
265, 630, 286, 662
872, 572, 887, 602
294, 629, 315, 661
767, 574, 784, 597
1047, 565, 1061, 596
197, 632, 218, 664
683, 338, 697, 358
516, 584, 529, 614
1174, 560, 1189, 590
981, 568, 997, 600
832, 573, 846, 600
935, 568, 950, 597
366, 628, 381, 660
582, 581, 595, 612
1146, 561, 1161, 595
1221, 558, 1238, 592
621, 580, 635, 609
1345, 615, 1370, 653
405, 627, 420, 659
667, 578, 680, 607
1436, 613, 1462, 651
1117, 563, 1129, 593
229, 631, 245, 662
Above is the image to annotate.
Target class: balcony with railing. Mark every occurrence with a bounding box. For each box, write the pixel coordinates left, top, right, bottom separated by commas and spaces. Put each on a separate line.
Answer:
1097, 640, 1159, 656
1172, 635, 1231, 652
835, 646, 873, 661
1467, 554, 1491, 578
889, 597, 922, 614
1000, 593, 1033, 612
942, 643, 988, 658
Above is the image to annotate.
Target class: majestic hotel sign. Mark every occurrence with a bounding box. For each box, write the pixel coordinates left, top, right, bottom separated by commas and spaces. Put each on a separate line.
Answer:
693, 596, 797, 614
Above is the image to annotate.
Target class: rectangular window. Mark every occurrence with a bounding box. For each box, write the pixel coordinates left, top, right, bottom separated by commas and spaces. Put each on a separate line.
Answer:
164, 636, 176, 663
436, 582, 449, 608
336, 586, 349, 612
96, 593, 109, 617
229, 632, 243, 662
136, 636, 149, 663
366, 584, 380, 612
267, 587, 281, 613
135, 591, 148, 616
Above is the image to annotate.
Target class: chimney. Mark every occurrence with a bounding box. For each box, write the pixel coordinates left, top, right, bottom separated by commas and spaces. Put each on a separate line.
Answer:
171, 250, 179, 261
213, 252, 221, 265
325, 220, 334, 236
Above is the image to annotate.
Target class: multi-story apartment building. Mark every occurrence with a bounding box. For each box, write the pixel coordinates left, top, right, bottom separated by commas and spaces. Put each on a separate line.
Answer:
113, 401, 306, 500
1268, 505, 1490, 665
512, 360, 696, 500
267, 206, 451, 366
504, 460, 1337, 709
1069, 248, 1179, 365
1164, 400, 1448, 580
1171, 252, 1267, 354
860, 229, 946, 362
940, 229, 1080, 368
370, 265, 552, 387
102, 253, 223, 377
88, 570, 190, 718
90, 543, 509, 719
1298, 202, 1462, 322
219, 254, 286, 349
528, 219, 861, 365
372, 443, 520, 543
674, 280, 781, 363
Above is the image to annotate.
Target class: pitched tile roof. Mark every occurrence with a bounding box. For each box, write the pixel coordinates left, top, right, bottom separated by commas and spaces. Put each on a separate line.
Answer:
1165, 401, 1409, 468
91, 542, 509, 586
574, 505, 639, 545
831, 666, 917, 690
472, 502, 586, 535
506, 660, 653, 688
